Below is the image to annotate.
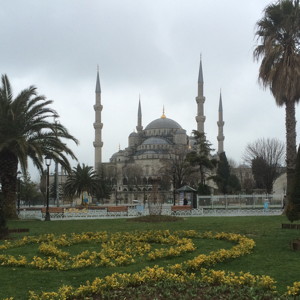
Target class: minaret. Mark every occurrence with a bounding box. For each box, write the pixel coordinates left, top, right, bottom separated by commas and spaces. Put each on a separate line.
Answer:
195, 56, 206, 133
136, 96, 143, 132
217, 91, 225, 154
93, 67, 103, 171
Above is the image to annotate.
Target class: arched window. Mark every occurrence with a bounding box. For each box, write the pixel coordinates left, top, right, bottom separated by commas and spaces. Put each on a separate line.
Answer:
143, 177, 147, 185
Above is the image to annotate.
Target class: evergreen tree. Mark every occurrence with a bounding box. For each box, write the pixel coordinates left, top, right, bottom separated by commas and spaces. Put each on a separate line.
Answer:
215, 152, 231, 194
186, 130, 217, 195
214, 152, 241, 194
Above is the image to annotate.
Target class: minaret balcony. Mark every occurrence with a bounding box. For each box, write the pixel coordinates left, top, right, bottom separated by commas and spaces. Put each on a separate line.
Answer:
217, 121, 225, 126
93, 141, 103, 147
93, 122, 103, 129
94, 104, 103, 111
196, 116, 206, 123
195, 96, 205, 104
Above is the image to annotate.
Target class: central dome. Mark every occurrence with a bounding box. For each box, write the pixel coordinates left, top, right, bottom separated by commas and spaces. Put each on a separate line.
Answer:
145, 117, 182, 130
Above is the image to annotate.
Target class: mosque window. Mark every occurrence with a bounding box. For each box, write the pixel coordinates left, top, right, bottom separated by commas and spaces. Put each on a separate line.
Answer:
143, 177, 147, 185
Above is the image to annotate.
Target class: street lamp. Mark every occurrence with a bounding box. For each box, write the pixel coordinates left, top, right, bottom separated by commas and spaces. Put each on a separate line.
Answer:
54, 117, 60, 207
17, 171, 21, 215
45, 155, 52, 221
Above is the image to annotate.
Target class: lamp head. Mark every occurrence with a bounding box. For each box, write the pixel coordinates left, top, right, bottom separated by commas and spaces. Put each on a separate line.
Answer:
45, 155, 52, 167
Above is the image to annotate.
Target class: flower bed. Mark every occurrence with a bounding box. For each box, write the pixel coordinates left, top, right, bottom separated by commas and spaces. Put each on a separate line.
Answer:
0, 229, 298, 299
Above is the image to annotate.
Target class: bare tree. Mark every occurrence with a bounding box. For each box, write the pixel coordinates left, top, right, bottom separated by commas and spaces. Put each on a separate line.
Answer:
161, 149, 195, 189
243, 138, 285, 193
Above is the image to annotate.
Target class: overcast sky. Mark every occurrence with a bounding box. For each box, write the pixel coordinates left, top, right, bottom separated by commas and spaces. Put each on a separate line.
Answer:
1, 0, 296, 181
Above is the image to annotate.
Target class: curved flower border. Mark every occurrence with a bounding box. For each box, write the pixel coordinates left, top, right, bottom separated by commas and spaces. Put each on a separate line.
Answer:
0, 230, 296, 299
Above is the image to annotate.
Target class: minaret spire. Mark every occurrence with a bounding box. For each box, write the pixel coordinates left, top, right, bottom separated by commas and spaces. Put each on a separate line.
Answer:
217, 90, 225, 154
198, 54, 203, 84
93, 67, 103, 170
136, 95, 143, 132
161, 105, 166, 119
195, 55, 206, 133
95, 65, 101, 93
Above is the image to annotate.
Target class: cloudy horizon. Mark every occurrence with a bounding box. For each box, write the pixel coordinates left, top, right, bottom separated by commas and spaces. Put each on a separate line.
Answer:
1, 0, 295, 181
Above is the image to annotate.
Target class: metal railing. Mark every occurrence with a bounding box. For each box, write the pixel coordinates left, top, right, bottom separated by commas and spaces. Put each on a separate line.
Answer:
197, 194, 283, 209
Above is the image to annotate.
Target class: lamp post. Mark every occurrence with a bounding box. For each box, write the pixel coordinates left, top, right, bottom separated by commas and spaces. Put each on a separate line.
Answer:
45, 155, 52, 221
54, 117, 59, 207
17, 172, 21, 215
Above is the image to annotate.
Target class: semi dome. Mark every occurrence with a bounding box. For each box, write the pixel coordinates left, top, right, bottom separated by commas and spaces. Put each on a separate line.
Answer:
142, 137, 170, 145
145, 117, 182, 130
129, 131, 138, 137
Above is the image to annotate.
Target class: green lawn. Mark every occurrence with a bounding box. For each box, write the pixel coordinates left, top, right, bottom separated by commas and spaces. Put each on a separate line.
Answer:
1, 215, 300, 299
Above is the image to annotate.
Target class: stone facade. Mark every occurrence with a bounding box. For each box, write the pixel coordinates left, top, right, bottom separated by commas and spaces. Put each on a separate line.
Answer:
94, 58, 225, 204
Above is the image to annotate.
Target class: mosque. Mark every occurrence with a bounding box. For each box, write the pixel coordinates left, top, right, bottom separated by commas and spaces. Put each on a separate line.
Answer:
93, 59, 225, 203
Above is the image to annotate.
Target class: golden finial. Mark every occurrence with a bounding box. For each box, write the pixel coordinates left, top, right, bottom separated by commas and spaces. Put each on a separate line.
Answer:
161, 106, 166, 119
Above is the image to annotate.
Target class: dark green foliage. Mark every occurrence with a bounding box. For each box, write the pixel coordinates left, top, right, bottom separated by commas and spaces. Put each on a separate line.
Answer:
197, 183, 211, 195
64, 164, 111, 203
214, 152, 241, 194
64, 164, 99, 201
215, 152, 230, 194
186, 131, 216, 186
0, 192, 8, 239
94, 178, 111, 203
254, 0, 300, 209
227, 174, 241, 194
0, 74, 78, 218
252, 157, 268, 190
287, 146, 300, 222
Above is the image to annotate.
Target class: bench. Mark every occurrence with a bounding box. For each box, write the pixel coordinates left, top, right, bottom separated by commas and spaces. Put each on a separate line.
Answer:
171, 205, 192, 215
41, 207, 65, 214
107, 206, 128, 212
171, 205, 192, 211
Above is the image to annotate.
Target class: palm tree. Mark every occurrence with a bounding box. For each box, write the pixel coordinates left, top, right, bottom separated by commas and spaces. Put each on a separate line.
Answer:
0, 74, 78, 219
254, 0, 300, 206
63, 164, 99, 203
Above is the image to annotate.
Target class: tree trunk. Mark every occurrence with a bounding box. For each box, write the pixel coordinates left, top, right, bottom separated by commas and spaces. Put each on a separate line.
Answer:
0, 150, 18, 219
285, 101, 297, 205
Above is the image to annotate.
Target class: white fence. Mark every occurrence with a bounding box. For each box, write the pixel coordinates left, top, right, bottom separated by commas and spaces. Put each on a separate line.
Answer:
18, 199, 283, 221
19, 206, 204, 220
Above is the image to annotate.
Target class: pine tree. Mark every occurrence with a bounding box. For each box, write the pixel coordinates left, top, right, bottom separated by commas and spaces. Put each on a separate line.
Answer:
216, 152, 231, 194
